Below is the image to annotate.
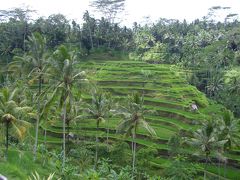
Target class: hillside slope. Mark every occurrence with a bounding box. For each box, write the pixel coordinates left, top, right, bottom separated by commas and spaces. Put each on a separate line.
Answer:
40, 59, 240, 179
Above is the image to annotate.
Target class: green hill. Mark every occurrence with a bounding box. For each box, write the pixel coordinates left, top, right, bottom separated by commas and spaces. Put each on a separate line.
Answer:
34, 59, 240, 179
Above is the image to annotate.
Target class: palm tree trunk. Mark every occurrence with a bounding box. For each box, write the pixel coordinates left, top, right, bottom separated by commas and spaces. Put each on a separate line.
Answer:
132, 137, 136, 170
44, 129, 47, 147
62, 99, 67, 171
42, 129, 47, 165
204, 155, 208, 180
5, 122, 9, 159
131, 138, 134, 157
87, 23, 93, 49
79, 27, 82, 50
142, 82, 145, 97
5, 57, 9, 86
132, 130, 136, 177
218, 158, 221, 178
106, 117, 109, 152
66, 120, 70, 154
224, 161, 226, 178
94, 122, 99, 170
33, 75, 42, 161
67, 120, 70, 144
23, 22, 27, 52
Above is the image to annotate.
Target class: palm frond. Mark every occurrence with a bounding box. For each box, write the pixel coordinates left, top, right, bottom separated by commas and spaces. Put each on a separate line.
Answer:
141, 120, 156, 136
12, 123, 25, 140
117, 119, 133, 134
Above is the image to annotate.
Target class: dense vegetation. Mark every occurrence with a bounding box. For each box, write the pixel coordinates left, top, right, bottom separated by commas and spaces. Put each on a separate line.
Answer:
0, 2, 240, 180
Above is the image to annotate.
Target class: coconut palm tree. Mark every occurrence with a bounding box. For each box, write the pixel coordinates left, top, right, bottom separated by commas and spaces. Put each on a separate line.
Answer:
65, 100, 83, 144
8, 54, 30, 81
48, 45, 86, 170
206, 74, 224, 98
105, 92, 114, 151
85, 89, 108, 169
117, 93, 156, 176
187, 120, 227, 180
219, 110, 240, 150
10, 32, 48, 161
0, 87, 31, 158
217, 110, 240, 177
227, 76, 240, 95
39, 94, 60, 146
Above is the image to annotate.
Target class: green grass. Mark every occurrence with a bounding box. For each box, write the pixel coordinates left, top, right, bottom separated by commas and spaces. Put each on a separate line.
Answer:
41, 122, 173, 143
145, 116, 199, 131
25, 58, 240, 179
0, 148, 56, 179
204, 163, 240, 179
150, 157, 240, 179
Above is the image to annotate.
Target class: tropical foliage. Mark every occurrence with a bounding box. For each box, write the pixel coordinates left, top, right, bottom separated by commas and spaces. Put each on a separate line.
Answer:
0, 4, 240, 180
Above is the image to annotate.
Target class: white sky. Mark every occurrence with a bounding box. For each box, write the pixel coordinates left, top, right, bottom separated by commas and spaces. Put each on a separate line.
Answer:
1, 0, 240, 26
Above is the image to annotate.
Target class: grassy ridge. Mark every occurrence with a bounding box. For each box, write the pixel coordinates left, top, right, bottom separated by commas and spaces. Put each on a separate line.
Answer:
36, 59, 240, 179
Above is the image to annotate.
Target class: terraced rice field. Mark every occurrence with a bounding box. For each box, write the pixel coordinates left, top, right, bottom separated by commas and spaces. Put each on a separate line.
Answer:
39, 59, 240, 179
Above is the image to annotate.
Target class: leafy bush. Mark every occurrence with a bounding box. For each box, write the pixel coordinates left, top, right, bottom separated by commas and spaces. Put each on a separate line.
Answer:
137, 147, 158, 168
168, 134, 182, 157
27, 171, 58, 180
129, 42, 167, 63
142, 43, 167, 63
164, 155, 201, 180
80, 159, 132, 180
109, 141, 130, 165
69, 146, 94, 172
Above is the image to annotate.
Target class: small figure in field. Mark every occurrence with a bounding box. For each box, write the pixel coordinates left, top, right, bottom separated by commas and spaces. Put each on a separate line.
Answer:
0, 174, 7, 180
190, 102, 198, 112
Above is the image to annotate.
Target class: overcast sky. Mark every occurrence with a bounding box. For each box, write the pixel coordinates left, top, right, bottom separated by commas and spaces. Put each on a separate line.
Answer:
1, 0, 240, 26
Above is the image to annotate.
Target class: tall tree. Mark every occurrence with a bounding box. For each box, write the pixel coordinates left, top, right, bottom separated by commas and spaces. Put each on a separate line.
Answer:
85, 89, 108, 169
218, 110, 240, 150
217, 110, 240, 177
90, 0, 125, 48
187, 120, 227, 180
0, 7, 35, 52
105, 92, 114, 151
25, 32, 48, 161
32, 14, 69, 49
117, 93, 156, 176
90, 0, 126, 24
83, 11, 95, 50
49, 45, 86, 170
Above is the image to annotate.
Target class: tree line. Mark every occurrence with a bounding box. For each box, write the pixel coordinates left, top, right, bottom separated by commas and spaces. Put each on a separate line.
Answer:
0, 5, 240, 178
1, 7, 240, 118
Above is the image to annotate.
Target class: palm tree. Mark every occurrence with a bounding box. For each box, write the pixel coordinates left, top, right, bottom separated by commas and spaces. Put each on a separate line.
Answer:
85, 89, 108, 169
218, 110, 240, 177
206, 74, 224, 98
227, 76, 240, 95
65, 100, 83, 144
0, 88, 31, 158
219, 110, 240, 150
40, 94, 59, 146
48, 45, 86, 170
140, 70, 154, 97
10, 32, 48, 161
117, 93, 156, 176
8, 54, 30, 81
105, 92, 114, 151
187, 120, 227, 180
